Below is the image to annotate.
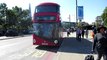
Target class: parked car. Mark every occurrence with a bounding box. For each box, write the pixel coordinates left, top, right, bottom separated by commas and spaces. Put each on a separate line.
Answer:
0, 29, 6, 36
0, 31, 3, 36
22, 30, 29, 34
5, 29, 18, 36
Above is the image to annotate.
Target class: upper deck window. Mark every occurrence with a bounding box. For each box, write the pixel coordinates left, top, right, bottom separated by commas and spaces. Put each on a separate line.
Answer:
35, 6, 59, 13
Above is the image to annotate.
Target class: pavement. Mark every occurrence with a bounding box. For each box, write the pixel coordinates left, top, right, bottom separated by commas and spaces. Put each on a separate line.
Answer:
0, 34, 31, 40
59, 30, 104, 60
0, 36, 13, 40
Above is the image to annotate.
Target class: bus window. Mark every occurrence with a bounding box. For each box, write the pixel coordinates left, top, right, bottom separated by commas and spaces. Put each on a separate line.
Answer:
33, 23, 60, 39
35, 16, 56, 20
35, 6, 59, 13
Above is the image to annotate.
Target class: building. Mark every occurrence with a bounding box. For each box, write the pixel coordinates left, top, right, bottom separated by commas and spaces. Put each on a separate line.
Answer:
61, 22, 76, 29
96, 16, 103, 25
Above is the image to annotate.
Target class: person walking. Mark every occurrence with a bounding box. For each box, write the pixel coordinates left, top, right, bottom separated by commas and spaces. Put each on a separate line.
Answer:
92, 25, 107, 60
81, 28, 85, 38
85, 28, 89, 38
92, 26, 97, 38
67, 28, 70, 37
76, 27, 81, 41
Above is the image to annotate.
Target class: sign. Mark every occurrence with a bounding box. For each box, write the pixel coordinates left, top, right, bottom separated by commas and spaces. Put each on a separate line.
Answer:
77, 6, 84, 20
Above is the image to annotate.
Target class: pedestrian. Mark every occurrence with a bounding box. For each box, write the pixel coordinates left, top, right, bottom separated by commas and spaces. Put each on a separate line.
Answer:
81, 28, 85, 38
92, 26, 97, 38
85, 28, 89, 38
92, 25, 107, 60
92, 31, 94, 39
67, 28, 70, 37
70, 28, 74, 33
76, 27, 81, 41
105, 29, 107, 33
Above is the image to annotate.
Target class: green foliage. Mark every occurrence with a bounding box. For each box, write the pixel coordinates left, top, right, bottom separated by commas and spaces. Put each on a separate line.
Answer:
101, 7, 107, 27
0, 3, 7, 29
0, 3, 32, 32
0, 3, 7, 17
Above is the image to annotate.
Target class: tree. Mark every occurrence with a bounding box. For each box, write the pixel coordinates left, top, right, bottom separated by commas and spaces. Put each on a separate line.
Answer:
12, 6, 32, 32
101, 7, 107, 27
0, 3, 7, 18
12, 6, 22, 25
0, 3, 7, 29
20, 9, 32, 30
6, 9, 16, 28
0, 3, 32, 34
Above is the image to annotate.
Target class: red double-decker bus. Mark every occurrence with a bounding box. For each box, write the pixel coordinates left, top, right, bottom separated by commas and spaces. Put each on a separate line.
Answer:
32, 2, 63, 46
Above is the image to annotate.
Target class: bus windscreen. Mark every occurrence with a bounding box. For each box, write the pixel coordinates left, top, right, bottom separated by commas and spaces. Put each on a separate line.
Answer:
33, 23, 59, 39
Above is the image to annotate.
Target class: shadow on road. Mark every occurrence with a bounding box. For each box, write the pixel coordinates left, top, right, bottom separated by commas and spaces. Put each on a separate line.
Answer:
35, 37, 93, 54
59, 37, 93, 54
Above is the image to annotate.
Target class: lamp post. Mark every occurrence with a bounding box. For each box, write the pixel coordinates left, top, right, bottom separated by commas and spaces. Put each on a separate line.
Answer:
76, 0, 78, 26
69, 14, 71, 22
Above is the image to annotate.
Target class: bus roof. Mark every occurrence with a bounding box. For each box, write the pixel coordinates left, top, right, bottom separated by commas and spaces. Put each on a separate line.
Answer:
37, 2, 60, 7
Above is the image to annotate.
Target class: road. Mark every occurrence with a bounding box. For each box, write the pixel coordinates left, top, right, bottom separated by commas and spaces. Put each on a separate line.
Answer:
0, 32, 103, 60
0, 36, 34, 60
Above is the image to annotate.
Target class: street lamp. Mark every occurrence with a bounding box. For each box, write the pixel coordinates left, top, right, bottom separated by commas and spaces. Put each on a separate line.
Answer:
76, 0, 78, 26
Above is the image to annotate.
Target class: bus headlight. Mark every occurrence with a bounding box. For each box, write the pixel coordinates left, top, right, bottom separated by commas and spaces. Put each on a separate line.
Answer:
54, 40, 58, 44
33, 39, 36, 43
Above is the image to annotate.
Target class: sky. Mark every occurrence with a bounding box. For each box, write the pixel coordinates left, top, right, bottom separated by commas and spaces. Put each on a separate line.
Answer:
0, 0, 107, 24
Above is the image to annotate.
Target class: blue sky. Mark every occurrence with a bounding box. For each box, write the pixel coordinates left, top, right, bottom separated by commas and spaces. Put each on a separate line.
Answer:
0, 0, 107, 24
